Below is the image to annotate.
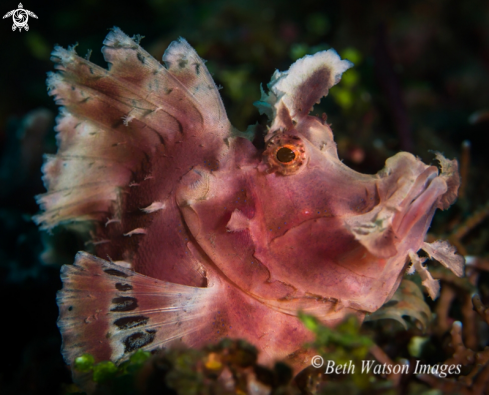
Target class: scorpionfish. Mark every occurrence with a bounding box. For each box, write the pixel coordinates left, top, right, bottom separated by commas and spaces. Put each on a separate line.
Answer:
35, 27, 464, 376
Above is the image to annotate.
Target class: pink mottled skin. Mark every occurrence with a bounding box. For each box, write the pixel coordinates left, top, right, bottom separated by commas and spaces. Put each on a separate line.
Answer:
35, 27, 463, 382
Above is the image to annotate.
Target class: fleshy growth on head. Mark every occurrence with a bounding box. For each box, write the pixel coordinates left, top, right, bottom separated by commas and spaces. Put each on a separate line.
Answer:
254, 49, 352, 129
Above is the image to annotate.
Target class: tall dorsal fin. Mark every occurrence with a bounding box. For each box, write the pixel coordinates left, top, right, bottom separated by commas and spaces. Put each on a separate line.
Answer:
34, 27, 231, 230
34, 28, 232, 284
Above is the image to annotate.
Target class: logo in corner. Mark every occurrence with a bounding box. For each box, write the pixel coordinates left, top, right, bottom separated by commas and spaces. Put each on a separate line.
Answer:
3, 3, 37, 32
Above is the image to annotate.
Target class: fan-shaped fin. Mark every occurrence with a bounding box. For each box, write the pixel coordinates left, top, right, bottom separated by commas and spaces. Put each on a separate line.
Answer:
57, 252, 219, 365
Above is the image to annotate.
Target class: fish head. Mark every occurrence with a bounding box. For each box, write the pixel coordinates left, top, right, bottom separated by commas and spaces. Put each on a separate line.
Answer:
177, 49, 460, 321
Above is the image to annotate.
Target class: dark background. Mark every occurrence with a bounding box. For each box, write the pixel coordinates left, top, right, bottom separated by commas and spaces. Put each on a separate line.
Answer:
1, 1, 488, 394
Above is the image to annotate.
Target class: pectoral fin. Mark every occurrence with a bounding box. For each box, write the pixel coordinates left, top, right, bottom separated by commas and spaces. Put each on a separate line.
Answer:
57, 252, 219, 367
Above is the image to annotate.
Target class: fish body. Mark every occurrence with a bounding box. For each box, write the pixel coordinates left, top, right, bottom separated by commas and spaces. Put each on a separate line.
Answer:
35, 27, 464, 376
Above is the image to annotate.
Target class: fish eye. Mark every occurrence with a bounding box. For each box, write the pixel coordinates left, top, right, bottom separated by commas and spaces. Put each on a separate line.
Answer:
264, 133, 307, 175
276, 146, 296, 163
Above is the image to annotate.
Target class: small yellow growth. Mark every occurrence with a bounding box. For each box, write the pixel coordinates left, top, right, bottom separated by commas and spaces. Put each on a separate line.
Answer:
204, 353, 222, 371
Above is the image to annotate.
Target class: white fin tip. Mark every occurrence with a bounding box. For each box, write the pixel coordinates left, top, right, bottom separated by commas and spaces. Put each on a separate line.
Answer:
124, 228, 147, 236
140, 201, 165, 213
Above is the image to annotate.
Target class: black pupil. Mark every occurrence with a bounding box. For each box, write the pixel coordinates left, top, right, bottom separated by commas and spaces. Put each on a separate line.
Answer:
276, 147, 295, 163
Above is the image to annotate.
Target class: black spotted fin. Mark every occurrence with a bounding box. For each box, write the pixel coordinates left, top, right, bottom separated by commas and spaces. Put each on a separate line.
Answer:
57, 252, 220, 366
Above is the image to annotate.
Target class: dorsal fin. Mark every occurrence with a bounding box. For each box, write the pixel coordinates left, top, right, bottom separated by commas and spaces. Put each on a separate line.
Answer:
34, 27, 230, 230
34, 28, 232, 285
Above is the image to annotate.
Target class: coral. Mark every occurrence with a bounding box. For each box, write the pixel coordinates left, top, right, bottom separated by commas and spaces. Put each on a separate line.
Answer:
64, 340, 297, 395
418, 296, 489, 394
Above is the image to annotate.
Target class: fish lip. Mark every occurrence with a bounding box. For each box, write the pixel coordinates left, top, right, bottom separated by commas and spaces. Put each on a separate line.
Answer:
394, 166, 446, 239
406, 167, 438, 202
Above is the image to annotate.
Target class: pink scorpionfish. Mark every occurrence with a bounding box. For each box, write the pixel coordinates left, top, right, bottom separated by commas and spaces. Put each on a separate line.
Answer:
35, 28, 464, 374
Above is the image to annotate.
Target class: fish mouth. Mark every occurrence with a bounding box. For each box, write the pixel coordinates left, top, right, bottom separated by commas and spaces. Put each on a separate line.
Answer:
393, 165, 446, 240
343, 163, 445, 260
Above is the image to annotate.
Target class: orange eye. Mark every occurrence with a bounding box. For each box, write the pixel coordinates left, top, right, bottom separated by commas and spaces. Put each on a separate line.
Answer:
264, 133, 307, 175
